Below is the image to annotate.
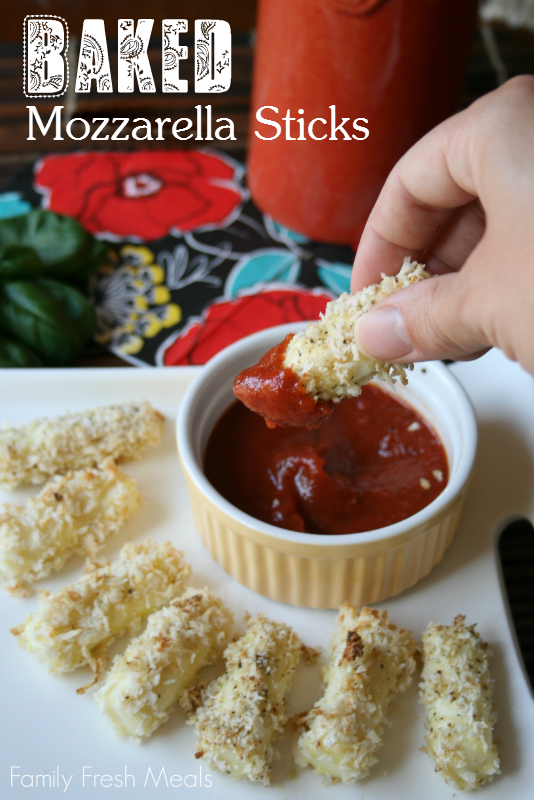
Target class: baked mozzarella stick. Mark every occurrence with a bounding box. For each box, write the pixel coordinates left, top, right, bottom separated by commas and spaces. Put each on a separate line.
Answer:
11, 539, 190, 688
0, 460, 140, 591
295, 605, 418, 782
192, 613, 302, 785
234, 258, 430, 428
285, 258, 429, 401
0, 401, 164, 488
420, 615, 500, 791
95, 588, 233, 741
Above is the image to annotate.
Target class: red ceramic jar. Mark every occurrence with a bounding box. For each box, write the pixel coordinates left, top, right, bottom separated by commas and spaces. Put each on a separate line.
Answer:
248, 0, 478, 247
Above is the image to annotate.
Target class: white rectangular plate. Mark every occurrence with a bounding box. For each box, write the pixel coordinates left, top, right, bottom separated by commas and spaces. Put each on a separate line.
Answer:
1, 351, 533, 798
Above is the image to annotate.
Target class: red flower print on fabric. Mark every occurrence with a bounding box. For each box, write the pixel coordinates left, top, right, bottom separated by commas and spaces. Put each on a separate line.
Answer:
34, 150, 243, 240
161, 288, 333, 366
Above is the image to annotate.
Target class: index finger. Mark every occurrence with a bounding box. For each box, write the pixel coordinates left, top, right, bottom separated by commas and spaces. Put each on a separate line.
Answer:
351, 109, 477, 292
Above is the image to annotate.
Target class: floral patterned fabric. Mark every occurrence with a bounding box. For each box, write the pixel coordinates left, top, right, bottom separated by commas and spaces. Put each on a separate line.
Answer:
35, 151, 244, 240
3, 150, 356, 366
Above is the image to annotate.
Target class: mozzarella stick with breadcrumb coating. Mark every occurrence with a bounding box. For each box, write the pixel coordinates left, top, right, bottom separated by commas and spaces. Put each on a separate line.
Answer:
0, 459, 140, 592
295, 605, 418, 782
0, 401, 164, 488
285, 259, 429, 402
95, 587, 233, 741
420, 615, 500, 791
192, 613, 302, 786
11, 539, 190, 689
234, 259, 430, 427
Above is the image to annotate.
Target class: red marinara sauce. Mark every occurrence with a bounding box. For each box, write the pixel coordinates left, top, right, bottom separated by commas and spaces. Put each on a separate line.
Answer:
205, 384, 448, 535
233, 334, 333, 429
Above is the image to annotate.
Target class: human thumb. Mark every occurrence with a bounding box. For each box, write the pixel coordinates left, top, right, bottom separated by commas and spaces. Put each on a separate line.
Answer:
353, 272, 490, 363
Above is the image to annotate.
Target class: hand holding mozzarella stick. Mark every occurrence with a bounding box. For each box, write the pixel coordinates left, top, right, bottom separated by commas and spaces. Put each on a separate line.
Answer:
352, 76, 534, 377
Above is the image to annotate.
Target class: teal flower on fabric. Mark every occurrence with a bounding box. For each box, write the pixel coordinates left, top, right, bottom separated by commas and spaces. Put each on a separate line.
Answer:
225, 249, 301, 298
0, 192, 32, 220
316, 259, 352, 295
264, 215, 310, 246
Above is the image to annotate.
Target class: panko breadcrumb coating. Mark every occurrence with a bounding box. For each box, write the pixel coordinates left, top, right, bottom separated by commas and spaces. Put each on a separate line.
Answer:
192, 613, 302, 785
295, 605, 418, 782
96, 587, 233, 741
11, 539, 190, 689
0, 459, 140, 592
420, 615, 500, 791
0, 401, 164, 488
285, 257, 430, 402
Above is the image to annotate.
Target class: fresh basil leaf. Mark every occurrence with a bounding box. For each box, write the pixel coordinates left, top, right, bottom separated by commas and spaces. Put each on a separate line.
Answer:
0, 281, 82, 366
0, 245, 43, 281
0, 335, 43, 367
0, 210, 105, 280
79, 237, 109, 279
36, 279, 96, 346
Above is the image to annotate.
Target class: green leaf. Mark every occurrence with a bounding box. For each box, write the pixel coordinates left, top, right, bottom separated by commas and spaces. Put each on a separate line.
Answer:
0, 335, 43, 368
0, 245, 43, 281
80, 236, 108, 279
36, 279, 96, 346
0, 209, 106, 280
0, 281, 83, 366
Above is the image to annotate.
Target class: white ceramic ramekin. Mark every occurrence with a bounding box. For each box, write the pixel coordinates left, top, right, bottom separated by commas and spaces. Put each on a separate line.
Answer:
177, 323, 477, 609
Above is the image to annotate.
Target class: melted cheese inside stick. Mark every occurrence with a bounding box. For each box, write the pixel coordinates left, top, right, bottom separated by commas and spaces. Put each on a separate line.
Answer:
12, 539, 190, 687
295, 604, 418, 782
96, 588, 233, 741
420, 615, 500, 791
192, 613, 302, 785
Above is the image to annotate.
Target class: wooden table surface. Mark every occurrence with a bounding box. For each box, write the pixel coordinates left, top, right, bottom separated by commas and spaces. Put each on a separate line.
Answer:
1, 22, 533, 687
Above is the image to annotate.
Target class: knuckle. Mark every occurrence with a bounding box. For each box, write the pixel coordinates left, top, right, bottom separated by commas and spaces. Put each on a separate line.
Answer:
474, 74, 534, 128
499, 73, 534, 98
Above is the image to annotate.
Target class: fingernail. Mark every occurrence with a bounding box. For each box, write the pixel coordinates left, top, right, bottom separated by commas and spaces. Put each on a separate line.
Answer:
355, 306, 413, 360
